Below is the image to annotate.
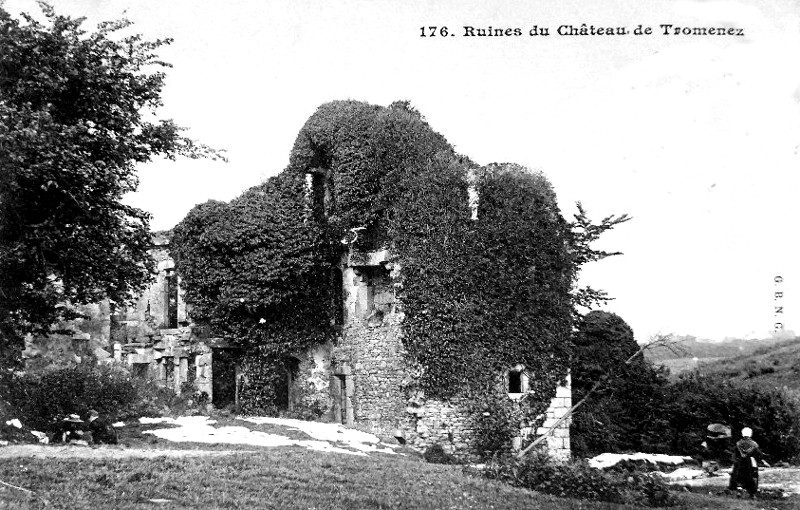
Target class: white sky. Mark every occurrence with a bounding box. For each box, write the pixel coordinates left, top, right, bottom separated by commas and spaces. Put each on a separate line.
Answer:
4, 0, 799, 342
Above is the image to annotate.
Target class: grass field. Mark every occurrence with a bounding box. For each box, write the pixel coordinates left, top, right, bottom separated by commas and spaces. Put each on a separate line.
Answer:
655, 358, 721, 376
1, 419, 798, 509
2, 448, 799, 510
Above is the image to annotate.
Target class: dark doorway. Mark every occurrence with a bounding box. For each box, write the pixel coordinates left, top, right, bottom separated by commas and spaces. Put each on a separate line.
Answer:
132, 363, 149, 379
337, 375, 347, 424
164, 359, 175, 388
165, 269, 178, 329
212, 349, 237, 408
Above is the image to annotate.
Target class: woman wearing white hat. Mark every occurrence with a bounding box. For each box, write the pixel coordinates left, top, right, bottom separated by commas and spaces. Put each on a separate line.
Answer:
728, 427, 769, 498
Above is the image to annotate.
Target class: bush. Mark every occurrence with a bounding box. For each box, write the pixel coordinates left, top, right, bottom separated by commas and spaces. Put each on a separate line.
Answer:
483, 452, 679, 507
423, 443, 456, 465
484, 452, 625, 503
570, 311, 673, 457
1, 362, 179, 430
463, 387, 548, 460
572, 352, 800, 463
663, 373, 800, 462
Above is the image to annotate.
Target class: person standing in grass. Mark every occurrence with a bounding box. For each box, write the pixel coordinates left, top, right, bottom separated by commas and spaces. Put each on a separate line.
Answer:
728, 427, 769, 498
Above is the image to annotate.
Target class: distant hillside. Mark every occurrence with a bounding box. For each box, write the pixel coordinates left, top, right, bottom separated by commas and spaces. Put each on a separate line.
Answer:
644, 335, 793, 362
695, 338, 800, 392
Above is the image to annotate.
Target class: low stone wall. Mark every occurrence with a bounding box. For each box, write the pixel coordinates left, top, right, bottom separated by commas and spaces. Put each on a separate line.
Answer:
404, 398, 471, 454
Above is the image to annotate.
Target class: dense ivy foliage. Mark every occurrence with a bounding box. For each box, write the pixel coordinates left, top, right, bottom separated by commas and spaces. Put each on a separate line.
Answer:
173, 100, 620, 413
286, 100, 455, 250
394, 161, 572, 400
0, 6, 220, 365
171, 173, 333, 359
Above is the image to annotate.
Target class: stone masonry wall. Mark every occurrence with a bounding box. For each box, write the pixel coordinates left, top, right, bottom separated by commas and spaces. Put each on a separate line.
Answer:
533, 375, 572, 460
311, 248, 574, 460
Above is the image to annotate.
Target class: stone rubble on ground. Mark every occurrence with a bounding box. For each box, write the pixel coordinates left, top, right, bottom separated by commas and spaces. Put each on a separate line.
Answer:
5, 419, 22, 429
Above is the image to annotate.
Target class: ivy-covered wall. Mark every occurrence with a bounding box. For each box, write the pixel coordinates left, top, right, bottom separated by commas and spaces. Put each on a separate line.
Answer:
172, 100, 626, 457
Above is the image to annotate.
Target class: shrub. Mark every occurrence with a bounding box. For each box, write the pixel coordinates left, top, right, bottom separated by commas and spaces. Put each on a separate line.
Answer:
281, 399, 327, 422
484, 452, 680, 507
663, 373, 800, 462
1, 362, 178, 430
570, 311, 672, 457
465, 390, 524, 459
484, 452, 625, 503
423, 443, 456, 465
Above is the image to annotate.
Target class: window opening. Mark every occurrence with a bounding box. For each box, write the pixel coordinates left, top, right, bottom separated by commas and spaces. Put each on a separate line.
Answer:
356, 265, 394, 322
164, 359, 174, 387
508, 370, 522, 393
508, 364, 527, 394
309, 168, 333, 221
165, 269, 178, 329
132, 363, 148, 379
332, 267, 344, 326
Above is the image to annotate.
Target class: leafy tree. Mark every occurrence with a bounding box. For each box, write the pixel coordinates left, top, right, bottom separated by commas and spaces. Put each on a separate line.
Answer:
570, 204, 630, 311
0, 4, 221, 364
570, 311, 670, 456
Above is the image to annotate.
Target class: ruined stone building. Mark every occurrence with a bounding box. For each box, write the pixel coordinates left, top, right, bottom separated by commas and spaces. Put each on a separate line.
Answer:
285, 245, 572, 460
23, 232, 241, 408
24, 99, 574, 460
24, 228, 571, 460
277, 153, 574, 459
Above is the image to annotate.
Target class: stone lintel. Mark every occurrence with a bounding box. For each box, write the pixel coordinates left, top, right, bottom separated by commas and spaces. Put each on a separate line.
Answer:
121, 342, 151, 351
347, 249, 390, 267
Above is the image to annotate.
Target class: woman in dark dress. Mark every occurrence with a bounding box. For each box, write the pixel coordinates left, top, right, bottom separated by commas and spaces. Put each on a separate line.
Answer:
728, 427, 768, 497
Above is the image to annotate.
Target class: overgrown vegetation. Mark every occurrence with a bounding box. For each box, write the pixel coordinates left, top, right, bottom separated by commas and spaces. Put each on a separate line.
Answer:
663, 372, 800, 462
0, 363, 198, 435
0, 4, 221, 365
483, 451, 678, 507
571, 312, 672, 456
570, 312, 800, 463
172, 100, 626, 416
464, 385, 529, 458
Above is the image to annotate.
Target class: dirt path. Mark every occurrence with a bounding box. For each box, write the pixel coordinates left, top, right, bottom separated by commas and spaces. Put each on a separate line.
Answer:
0, 444, 257, 459
676, 467, 800, 495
